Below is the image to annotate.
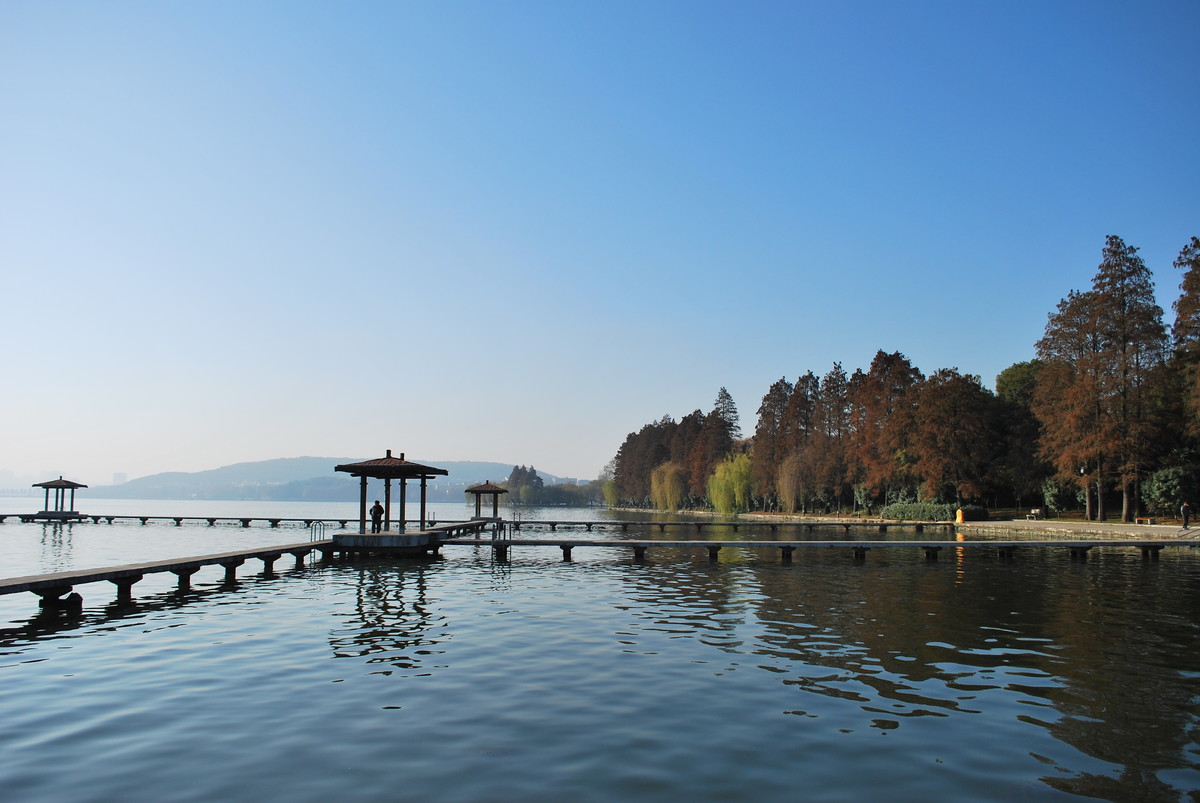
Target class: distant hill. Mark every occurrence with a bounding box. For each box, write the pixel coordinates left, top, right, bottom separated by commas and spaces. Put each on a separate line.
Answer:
88, 457, 577, 502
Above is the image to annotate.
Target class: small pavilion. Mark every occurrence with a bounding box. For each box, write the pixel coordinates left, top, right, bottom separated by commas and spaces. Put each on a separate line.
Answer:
33, 476, 88, 520
465, 481, 508, 519
335, 450, 448, 534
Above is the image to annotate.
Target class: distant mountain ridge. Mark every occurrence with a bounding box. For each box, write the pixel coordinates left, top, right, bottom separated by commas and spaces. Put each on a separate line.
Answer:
89, 456, 572, 502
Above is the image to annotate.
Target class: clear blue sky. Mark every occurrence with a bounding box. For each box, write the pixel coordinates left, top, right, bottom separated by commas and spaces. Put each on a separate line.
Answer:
2, 1, 1197, 486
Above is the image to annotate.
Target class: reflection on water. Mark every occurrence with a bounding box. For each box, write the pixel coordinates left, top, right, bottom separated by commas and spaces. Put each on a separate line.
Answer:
0, 511, 1198, 800
328, 562, 446, 676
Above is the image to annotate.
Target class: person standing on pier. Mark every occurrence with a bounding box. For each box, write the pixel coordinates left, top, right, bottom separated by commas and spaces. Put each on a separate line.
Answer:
370, 500, 384, 533
1182, 502, 1192, 529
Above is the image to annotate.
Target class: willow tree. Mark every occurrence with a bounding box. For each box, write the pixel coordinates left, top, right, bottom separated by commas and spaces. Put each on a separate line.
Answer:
650, 461, 686, 512
707, 453, 752, 515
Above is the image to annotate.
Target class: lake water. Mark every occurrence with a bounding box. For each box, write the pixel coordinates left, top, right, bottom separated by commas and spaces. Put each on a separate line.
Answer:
1, 499, 1198, 801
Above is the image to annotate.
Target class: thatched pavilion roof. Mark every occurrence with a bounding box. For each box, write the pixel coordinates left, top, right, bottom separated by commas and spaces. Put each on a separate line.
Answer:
334, 450, 448, 480
32, 476, 88, 490
465, 481, 509, 495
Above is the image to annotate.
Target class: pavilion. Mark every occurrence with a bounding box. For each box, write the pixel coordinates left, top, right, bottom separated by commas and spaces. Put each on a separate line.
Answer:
465, 481, 508, 519
334, 450, 448, 534
32, 476, 88, 520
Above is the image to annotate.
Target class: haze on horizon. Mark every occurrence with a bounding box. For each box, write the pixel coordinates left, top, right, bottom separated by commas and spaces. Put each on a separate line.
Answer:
2, 1, 1197, 488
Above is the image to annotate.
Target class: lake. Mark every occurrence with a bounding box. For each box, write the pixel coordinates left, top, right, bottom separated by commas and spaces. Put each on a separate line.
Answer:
1, 499, 1198, 801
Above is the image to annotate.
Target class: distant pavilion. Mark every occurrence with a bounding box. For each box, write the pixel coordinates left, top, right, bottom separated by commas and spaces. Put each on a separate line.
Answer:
465, 481, 508, 519
334, 450, 448, 533
32, 476, 88, 520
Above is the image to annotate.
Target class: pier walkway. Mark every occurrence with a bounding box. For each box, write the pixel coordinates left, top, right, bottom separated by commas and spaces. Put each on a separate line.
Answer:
4, 516, 1195, 610
0, 540, 335, 607
442, 536, 1196, 562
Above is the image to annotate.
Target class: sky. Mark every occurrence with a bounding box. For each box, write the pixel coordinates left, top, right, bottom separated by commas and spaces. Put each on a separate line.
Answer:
2, 1, 1198, 487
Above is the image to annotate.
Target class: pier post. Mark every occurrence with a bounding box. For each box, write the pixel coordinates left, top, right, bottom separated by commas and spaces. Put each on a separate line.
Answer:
494, 543, 510, 562
221, 559, 244, 583
632, 545, 647, 562
172, 567, 199, 590
173, 518, 183, 526
1068, 546, 1092, 562
779, 546, 795, 564
706, 545, 721, 562
560, 545, 573, 561
259, 553, 281, 576
997, 546, 1016, 560
240, 519, 252, 528
922, 546, 941, 562
915, 524, 924, 533
33, 584, 79, 609
852, 546, 870, 561
1140, 545, 1164, 561
289, 549, 311, 567
110, 575, 142, 603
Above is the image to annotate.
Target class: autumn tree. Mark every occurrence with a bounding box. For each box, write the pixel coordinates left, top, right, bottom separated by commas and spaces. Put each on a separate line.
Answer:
846, 351, 923, 504
1172, 237, 1200, 434
814, 363, 852, 512
993, 360, 1050, 507
1091, 235, 1168, 520
1035, 236, 1168, 520
751, 377, 793, 507
906, 369, 997, 506
1035, 289, 1107, 518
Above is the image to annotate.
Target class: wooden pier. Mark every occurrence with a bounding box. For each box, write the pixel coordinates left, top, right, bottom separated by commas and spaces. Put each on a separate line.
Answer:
0, 520, 497, 609
0, 540, 335, 609
442, 537, 1191, 564
507, 519, 954, 534
2, 514, 1193, 611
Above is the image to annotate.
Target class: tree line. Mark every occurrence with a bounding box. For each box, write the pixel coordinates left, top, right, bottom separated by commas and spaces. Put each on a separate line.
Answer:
607, 235, 1200, 521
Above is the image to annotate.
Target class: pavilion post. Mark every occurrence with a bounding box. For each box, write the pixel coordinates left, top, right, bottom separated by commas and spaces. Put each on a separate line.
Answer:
358, 476, 368, 534
384, 478, 392, 532
43, 488, 49, 512
420, 477, 428, 530
399, 479, 407, 532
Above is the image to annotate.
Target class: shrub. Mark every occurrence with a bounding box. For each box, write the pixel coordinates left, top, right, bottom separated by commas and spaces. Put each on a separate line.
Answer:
879, 502, 955, 522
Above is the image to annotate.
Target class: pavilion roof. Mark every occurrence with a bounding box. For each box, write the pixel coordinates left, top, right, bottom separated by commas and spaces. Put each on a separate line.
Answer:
334, 450, 448, 480
32, 476, 88, 489
466, 481, 509, 495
